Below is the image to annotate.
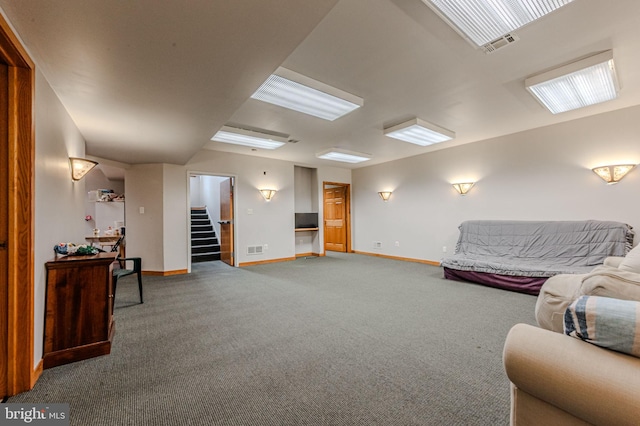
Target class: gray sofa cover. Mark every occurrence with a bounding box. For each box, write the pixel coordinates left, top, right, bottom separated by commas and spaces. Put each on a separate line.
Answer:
442, 220, 634, 294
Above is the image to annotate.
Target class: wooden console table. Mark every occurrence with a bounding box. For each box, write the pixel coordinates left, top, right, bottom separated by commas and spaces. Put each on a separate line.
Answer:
43, 252, 118, 368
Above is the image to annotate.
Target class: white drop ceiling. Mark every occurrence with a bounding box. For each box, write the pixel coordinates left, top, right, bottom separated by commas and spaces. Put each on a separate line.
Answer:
1, 0, 639, 174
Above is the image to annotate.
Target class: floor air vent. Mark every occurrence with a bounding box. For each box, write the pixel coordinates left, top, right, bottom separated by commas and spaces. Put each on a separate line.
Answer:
481, 33, 519, 54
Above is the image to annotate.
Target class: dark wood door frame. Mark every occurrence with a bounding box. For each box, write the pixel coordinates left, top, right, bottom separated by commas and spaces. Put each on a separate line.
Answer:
0, 14, 36, 397
322, 181, 352, 253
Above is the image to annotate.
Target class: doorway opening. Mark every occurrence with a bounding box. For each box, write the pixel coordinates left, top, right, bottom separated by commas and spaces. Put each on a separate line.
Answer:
84, 168, 125, 252
189, 174, 236, 269
323, 182, 351, 253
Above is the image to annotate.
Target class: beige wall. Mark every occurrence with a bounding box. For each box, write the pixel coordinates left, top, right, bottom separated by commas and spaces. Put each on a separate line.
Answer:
163, 164, 188, 271
33, 70, 89, 366
123, 151, 353, 271
352, 105, 640, 263
186, 150, 297, 266
125, 164, 164, 271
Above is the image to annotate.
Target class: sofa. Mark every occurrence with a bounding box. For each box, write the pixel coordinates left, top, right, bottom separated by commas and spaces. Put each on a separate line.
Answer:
442, 220, 634, 295
535, 245, 640, 332
503, 245, 640, 425
504, 323, 640, 426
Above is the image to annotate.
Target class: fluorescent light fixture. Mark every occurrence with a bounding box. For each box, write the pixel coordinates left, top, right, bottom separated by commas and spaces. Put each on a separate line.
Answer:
526, 51, 619, 114
211, 126, 287, 150
592, 164, 636, 185
316, 148, 371, 164
251, 67, 363, 121
452, 182, 475, 195
422, 0, 574, 47
69, 157, 98, 181
384, 118, 455, 146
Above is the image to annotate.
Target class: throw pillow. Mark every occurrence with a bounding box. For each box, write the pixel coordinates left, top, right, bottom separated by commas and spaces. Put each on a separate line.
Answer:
564, 295, 640, 357
619, 244, 640, 273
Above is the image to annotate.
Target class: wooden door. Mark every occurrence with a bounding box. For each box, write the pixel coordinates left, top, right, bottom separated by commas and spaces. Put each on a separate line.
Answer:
324, 185, 347, 252
0, 14, 35, 397
219, 178, 234, 266
0, 61, 8, 398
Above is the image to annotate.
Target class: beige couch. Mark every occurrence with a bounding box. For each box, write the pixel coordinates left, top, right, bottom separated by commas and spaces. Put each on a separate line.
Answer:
503, 247, 640, 425
534, 259, 640, 332
504, 323, 640, 426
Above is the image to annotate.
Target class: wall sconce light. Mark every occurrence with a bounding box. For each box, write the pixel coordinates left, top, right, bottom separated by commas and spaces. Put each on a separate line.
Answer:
259, 189, 277, 201
378, 191, 392, 202
69, 157, 98, 181
592, 164, 636, 184
452, 182, 475, 195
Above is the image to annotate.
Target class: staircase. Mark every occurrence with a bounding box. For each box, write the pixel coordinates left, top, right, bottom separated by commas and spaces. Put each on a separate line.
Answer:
191, 207, 221, 263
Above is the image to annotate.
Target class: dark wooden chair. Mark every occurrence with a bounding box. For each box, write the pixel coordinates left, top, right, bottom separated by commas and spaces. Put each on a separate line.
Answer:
109, 236, 143, 304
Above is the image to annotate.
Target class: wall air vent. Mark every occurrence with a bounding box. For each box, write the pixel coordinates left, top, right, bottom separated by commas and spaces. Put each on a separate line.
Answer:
247, 245, 264, 255
481, 33, 519, 54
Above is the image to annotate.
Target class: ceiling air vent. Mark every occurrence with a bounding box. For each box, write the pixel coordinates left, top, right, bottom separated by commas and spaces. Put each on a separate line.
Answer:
481, 33, 519, 54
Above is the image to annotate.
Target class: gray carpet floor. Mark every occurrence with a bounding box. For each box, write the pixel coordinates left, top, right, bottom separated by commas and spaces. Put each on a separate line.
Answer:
10, 252, 537, 425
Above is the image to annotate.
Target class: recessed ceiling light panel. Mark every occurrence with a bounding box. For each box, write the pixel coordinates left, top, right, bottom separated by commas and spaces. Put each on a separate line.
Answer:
526, 51, 619, 114
251, 67, 363, 121
211, 126, 287, 150
422, 0, 575, 47
384, 118, 455, 146
316, 148, 371, 164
